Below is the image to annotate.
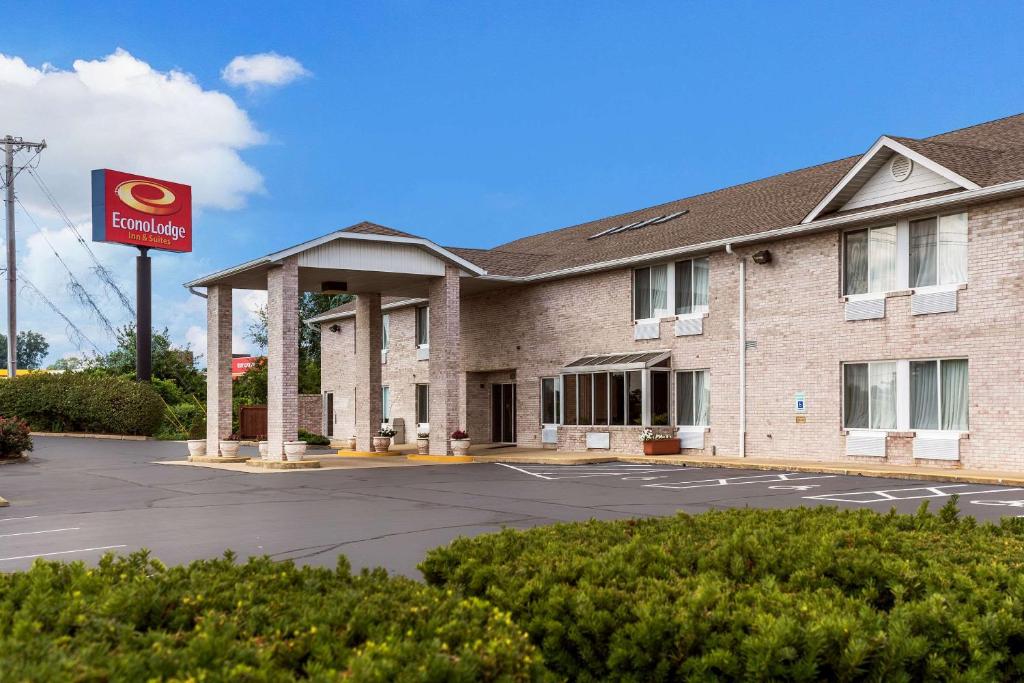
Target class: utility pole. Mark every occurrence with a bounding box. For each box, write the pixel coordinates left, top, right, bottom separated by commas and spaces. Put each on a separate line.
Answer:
3, 135, 47, 378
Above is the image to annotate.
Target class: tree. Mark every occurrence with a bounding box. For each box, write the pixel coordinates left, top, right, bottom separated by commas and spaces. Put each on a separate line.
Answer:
0, 330, 50, 370
101, 325, 205, 396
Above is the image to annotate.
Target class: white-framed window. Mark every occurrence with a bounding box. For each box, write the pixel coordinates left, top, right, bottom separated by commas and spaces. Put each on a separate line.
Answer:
381, 386, 391, 423
842, 212, 967, 297
633, 264, 668, 320
843, 225, 896, 296
910, 359, 969, 431
843, 361, 897, 430
382, 314, 390, 351
415, 306, 429, 347
415, 383, 429, 424
676, 370, 710, 426
540, 377, 561, 424
674, 257, 709, 315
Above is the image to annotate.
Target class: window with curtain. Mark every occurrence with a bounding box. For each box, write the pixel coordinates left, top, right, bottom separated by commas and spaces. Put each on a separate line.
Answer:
676, 370, 710, 426
559, 370, 666, 427
381, 314, 390, 351
843, 362, 896, 429
578, 374, 593, 425
910, 213, 967, 288
381, 386, 390, 422
541, 377, 561, 424
844, 225, 896, 295
674, 257, 710, 314
649, 371, 670, 425
633, 264, 669, 320
415, 384, 429, 424
415, 306, 429, 346
911, 358, 968, 430
563, 375, 577, 425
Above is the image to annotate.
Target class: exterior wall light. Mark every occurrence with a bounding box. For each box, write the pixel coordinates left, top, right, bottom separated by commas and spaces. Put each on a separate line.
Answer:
329, 324, 341, 333
752, 250, 772, 265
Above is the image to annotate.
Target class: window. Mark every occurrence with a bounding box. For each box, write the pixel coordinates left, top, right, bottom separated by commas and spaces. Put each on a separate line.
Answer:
910, 214, 967, 288
593, 373, 609, 425
676, 370, 710, 426
563, 375, 577, 425
675, 257, 709, 315
633, 264, 668, 320
911, 359, 968, 431
649, 371, 670, 425
627, 371, 643, 425
844, 225, 896, 295
560, 367, 667, 427
415, 384, 429, 424
415, 306, 429, 347
381, 386, 391, 423
382, 314, 390, 351
610, 372, 626, 426
843, 362, 896, 429
541, 377, 561, 424
578, 374, 593, 425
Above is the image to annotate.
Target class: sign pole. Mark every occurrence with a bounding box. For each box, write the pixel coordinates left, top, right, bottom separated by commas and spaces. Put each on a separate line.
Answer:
136, 246, 152, 381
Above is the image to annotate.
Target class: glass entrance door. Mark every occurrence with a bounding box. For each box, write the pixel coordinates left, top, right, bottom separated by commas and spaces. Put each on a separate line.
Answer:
490, 383, 517, 443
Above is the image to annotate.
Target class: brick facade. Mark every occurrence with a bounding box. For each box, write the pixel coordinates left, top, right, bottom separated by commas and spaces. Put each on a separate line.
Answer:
321, 195, 1024, 470
205, 285, 233, 452
266, 256, 299, 459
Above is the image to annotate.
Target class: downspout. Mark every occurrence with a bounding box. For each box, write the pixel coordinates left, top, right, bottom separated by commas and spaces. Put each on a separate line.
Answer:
187, 286, 208, 299
726, 244, 746, 457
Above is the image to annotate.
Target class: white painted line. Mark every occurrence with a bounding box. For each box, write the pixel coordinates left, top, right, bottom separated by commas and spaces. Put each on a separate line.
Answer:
971, 499, 1024, 508
804, 485, 1024, 504
646, 473, 836, 490
0, 527, 79, 539
0, 545, 127, 563
0, 515, 39, 523
496, 463, 555, 480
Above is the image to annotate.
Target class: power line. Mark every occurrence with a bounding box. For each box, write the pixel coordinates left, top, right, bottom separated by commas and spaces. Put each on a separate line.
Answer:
15, 198, 118, 338
24, 166, 135, 316
16, 271, 100, 354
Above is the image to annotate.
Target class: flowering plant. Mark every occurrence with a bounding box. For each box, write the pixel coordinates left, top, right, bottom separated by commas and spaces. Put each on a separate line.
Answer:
451, 429, 469, 440
640, 428, 675, 442
417, 431, 430, 439
378, 426, 396, 438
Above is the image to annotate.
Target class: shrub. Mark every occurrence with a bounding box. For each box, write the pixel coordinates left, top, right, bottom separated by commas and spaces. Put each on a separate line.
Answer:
155, 401, 202, 441
0, 373, 165, 436
298, 429, 330, 446
0, 551, 551, 681
422, 503, 1024, 681
0, 416, 32, 457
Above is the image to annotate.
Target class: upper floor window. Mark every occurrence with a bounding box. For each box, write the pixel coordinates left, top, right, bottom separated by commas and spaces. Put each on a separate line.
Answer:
634, 258, 709, 321
415, 306, 429, 347
910, 214, 967, 288
843, 225, 896, 296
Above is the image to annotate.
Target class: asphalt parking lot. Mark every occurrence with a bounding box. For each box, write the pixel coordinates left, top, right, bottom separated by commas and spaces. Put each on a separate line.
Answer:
2, 437, 1024, 577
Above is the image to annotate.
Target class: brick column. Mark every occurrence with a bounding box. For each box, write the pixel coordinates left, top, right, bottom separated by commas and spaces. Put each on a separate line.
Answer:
428, 265, 466, 455
266, 256, 299, 460
354, 293, 383, 452
205, 285, 233, 454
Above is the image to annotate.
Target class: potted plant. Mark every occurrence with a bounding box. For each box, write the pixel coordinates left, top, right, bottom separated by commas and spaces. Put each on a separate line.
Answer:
257, 440, 269, 458
373, 425, 396, 453
186, 414, 206, 457
450, 429, 470, 456
219, 432, 241, 457
284, 440, 307, 462
416, 430, 430, 455
641, 428, 681, 456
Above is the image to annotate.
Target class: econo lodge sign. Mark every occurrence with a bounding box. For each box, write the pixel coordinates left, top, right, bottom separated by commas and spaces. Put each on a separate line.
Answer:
91, 169, 192, 252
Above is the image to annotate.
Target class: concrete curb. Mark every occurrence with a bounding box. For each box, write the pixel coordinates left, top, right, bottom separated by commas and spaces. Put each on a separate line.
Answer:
407, 454, 475, 463
31, 432, 151, 441
246, 459, 321, 470
188, 455, 250, 464
336, 450, 407, 458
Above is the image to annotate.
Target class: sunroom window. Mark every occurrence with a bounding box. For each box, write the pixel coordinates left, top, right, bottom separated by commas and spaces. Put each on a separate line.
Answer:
559, 351, 671, 427
843, 225, 896, 296
910, 214, 968, 288
541, 377, 561, 424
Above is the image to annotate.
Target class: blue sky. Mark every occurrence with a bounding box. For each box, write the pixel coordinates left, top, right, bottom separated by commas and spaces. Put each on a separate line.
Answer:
3, 1, 1024, 362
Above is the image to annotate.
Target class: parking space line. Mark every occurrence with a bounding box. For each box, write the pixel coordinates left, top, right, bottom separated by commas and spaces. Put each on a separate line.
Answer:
0, 527, 79, 539
804, 485, 1024, 504
0, 515, 39, 523
646, 473, 836, 490
497, 463, 556, 480
0, 545, 127, 563
497, 463, 695, 480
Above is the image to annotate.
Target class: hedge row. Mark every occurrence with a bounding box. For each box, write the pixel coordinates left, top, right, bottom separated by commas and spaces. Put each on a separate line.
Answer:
0, 552, 548, 681
422, 502, 1024, 681
0, 373, 164, 436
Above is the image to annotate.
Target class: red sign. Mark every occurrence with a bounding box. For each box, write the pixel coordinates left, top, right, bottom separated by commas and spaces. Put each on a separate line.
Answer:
91, 169, 192, 252
231, 356, 264, 377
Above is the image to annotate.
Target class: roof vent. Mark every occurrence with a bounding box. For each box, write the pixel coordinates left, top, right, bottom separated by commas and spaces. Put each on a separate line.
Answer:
889, 155, 913, 182
587, 209, 689, 240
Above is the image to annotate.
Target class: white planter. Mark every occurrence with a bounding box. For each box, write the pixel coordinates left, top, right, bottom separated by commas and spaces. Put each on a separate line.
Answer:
346, 436, 357, 451
416, 437, 430, 455
219, 440, 240, 457
372, 436, 392, 453
186, 439, 206, 457
451, 438, 470, 456
258, 441, 269, 458
284, 441, 307, 462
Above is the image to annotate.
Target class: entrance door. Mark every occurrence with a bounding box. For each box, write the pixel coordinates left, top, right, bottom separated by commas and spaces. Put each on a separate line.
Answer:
324, 392, 334, 437
491, 383, 517, 443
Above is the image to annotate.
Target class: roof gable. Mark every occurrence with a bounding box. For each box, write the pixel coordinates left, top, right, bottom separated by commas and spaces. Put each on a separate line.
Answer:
802, 136, 981, 223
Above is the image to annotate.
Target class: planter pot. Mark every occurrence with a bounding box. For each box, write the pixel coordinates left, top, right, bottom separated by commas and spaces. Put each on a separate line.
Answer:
372, 436, 392, 453
284, 441, 307, 462
257, 441, 269, 458
346, 437, 357, 451
186, 439, 206, 457
219, 440, 241, 457
450, 438, 471, 456
416, 437, 430, 455
643, 438, 681, 456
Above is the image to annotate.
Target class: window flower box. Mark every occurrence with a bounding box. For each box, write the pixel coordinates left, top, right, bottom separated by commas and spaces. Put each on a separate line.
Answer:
643, 438, 681, 455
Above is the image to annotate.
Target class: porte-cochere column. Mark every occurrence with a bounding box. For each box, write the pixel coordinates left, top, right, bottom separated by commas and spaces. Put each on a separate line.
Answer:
354, 293, 383, 452
266, 256, 299, 460
428, 265, 467, 455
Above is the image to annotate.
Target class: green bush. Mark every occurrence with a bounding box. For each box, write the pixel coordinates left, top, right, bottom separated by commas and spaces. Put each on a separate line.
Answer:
422, 503, 1024, 682
155, 401, 202, 440
298, 429, 331, 446
0, 415, 32, 457
0, 373, 165, 436
0, 551, 550, 681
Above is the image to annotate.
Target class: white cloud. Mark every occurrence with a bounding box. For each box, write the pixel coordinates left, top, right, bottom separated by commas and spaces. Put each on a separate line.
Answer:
221, 52, 310, 91
0, 49, 267, 364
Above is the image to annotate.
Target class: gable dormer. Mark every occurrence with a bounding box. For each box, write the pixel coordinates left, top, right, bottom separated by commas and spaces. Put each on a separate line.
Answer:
802, 136, 981, 223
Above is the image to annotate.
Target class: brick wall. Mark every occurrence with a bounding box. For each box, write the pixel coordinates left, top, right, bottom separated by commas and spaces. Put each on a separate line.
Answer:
298, 394, 323, 435
321, 195, 1024, 469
